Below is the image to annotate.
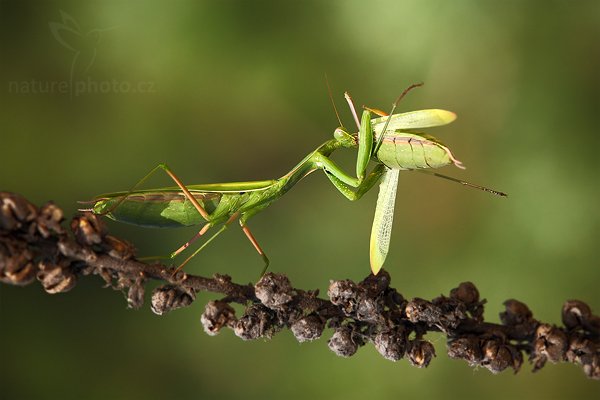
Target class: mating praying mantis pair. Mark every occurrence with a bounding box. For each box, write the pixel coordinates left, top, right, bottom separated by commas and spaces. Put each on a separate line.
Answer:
85, 83, 506, 276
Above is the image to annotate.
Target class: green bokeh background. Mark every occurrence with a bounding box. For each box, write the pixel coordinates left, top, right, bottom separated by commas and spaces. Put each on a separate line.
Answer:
1, 1, 599, 398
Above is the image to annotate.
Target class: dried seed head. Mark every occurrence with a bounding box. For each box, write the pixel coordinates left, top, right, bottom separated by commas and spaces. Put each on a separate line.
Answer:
0, 192, 37, 232
103, 235, 136, 260
407, 339, 436, 368
1, 261, 36, 286
447, 336, 483, 366
562, 300, 592, 330
481, 339, 513, 374
36, 202, 64, 238
328, 327, 359, 358
201, 300, 236, 336
534, 324, 568, 363
511, 346, 524, 372
96, 267, 113, 286
405, 298, 427, 323
500, 299, 533, 326
36, 260, 77, 294
355, 297, 383, 323
565, 332, 594, 365
582, 357, 600, 380
255, 273, 293, 309
150, 285, 196, 315
359, 269, 391, 296
406, 298, 462, 330
291, 314, 325, 343
71, 213, 107, 246
373, 327, 407, 361
328, 279, 360, 315
126, 276, 145, 309
233, 304, 277, 340
450, 281, 480, 305
0, 240, 37, 285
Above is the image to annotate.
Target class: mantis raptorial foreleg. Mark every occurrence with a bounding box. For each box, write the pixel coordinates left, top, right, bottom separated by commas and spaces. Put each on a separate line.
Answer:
314, 108, 378, 199
324, 164, 386, 201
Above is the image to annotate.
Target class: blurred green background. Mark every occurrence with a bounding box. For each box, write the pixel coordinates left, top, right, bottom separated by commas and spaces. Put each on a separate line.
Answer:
1, 0, 599, 398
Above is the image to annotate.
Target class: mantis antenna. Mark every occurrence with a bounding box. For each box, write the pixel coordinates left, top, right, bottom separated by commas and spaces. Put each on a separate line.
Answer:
373, 82, 424, 155
324, 74, 344, 129
413, 169, 508, 197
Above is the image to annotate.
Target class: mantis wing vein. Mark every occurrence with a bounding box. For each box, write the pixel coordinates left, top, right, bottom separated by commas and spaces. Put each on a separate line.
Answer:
369, 167, 399, 275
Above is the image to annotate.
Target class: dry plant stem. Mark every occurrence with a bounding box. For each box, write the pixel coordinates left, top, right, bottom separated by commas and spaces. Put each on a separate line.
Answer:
1, 192, 598, 379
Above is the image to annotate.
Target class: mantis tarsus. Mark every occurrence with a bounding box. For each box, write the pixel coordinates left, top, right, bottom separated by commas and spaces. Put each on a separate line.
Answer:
86, 84, 506, 276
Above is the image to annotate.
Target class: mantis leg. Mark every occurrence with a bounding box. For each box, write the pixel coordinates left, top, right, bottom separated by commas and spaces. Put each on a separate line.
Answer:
173, 212, 240, 273
169, 223, 212, 258
324, 164, 386, 201
344, 92, 361, 129
355, 109, 373, 181
364, 106, 388, 117
239, 218, 270, 276
103, 163, 210, 221
314, 110, 374, 188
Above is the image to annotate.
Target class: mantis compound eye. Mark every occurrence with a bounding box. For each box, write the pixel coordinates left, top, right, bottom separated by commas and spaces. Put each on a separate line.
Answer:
333, 128, 354, 147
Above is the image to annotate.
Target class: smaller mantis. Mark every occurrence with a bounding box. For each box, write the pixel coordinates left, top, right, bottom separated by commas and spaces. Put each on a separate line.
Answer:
86, 84, 506, 275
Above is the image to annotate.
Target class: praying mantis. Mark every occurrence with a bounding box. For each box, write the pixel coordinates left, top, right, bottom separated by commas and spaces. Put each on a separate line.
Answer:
86, 83, 506, 276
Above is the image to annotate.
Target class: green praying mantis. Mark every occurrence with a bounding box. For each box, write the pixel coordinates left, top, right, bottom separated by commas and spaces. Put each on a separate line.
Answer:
85, 83, 506, 276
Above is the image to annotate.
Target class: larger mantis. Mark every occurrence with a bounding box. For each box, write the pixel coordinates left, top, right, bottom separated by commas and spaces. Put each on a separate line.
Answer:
87, 84, 506, 275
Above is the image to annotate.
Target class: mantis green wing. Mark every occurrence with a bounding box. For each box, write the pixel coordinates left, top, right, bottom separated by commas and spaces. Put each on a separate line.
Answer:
372, 109, 456, 135
369, 167, 399, 275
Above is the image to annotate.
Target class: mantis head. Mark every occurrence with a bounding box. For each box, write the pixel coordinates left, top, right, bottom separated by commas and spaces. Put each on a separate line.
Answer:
333, 127, 356, 148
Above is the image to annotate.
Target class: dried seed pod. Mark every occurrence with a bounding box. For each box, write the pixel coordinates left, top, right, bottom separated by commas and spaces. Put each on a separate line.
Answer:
359, 270, 391, 297
36, 260, 77, 294
562, 300, 592, 331
36, 202, 64, 238
96, 267, 114, 286
126, 276, 145, 309
450, 281, 480, 305
581, 354, 600, 380
103, 235, 136, 260
1, 260, 36, 286
150, 285, 196, 315
255, 273, 293, 309
534, 324, 568, 364
0, 192, 37, 232
201, 300, 236, 336
447, 336, 483, 366
291, 314, 325, 343
71, 213, 107, 246
565, 332, 594, 365
355, 297, 383, 323
373, 327, 407, 361
500, 299, 533, 326
406, 298, 461, 329
481, 339, 512, 374
233, 304, 277, 340
328, 326, 359, 357
328, 279, 360, 315
407, 339, 436, 368
0, 239, 36, 285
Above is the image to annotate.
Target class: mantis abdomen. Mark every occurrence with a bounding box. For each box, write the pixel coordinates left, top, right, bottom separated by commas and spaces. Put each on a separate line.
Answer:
93, 191, 222, 228
376, 132, 463, 170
